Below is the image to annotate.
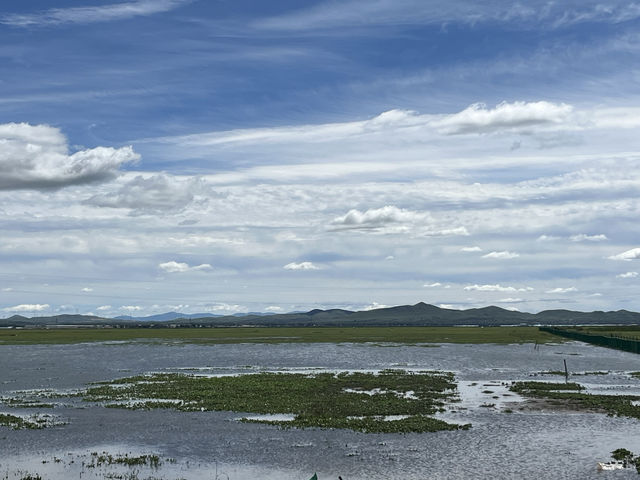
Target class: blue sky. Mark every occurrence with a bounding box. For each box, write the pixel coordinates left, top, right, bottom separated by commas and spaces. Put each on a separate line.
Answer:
1, 0, 640, 317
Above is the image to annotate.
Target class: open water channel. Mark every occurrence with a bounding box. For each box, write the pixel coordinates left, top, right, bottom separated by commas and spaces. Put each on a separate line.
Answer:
1, 340, 639, 479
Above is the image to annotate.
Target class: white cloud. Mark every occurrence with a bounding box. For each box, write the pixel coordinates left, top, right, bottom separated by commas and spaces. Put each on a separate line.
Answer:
331, 206, 422, 229
482, 251, 520, 259
537, 235, 561, 242
497, 298, 523, 303
154, 101, 574, 156
0, 123, 137, 190
3, 304, 49, 312
423, 282, 442, 288
87, 174, 199, 214
461, 246, 482, 252
257, 1, 640, 31
546, 287, 578, 293
120, 305, 142, 312
432, 101, 573, 135
81, 287, 93, 292
265, 306, 283, 312
609, 248, 640, 261
1, 0, 191, 26
385, 255, 395, 260
330, 205, 467, 236
438, 303, 463, 310
2, 287, 13, 292
159, 261, 212, 273
617, 271, 639, 279
202, 303, 247, 314
569, 233, 608, 242
464, 284, 532, 292
283, 261, 320, 271
96, 305, 112, 311
362, 302, 390, 311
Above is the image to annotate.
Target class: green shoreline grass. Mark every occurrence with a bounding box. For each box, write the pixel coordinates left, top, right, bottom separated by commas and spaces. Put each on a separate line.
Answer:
0, 326, 559, 345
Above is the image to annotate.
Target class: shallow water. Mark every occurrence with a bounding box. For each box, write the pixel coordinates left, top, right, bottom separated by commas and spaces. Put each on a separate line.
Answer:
1, 340, 640, 479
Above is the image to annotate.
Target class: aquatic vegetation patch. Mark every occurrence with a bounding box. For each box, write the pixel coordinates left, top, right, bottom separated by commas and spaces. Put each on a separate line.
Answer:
0, 412, 62, 429
86, 452, 163, 469
82, 370, 470, 433
1, 397, 55, 409
511, 381, 640, 420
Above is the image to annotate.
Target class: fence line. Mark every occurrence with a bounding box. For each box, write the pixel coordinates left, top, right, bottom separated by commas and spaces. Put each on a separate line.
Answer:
540, 327, 640, 354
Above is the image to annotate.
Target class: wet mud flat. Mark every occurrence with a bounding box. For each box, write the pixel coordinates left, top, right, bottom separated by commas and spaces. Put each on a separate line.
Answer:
2, 341, 640, 479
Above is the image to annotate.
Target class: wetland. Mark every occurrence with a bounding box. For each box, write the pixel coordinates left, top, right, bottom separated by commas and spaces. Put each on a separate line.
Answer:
2, 329, 640, 479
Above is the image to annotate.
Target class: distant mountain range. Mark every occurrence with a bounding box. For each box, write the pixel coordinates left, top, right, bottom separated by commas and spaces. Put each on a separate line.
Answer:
1, 302, 640, 328
113, 311, 275, 322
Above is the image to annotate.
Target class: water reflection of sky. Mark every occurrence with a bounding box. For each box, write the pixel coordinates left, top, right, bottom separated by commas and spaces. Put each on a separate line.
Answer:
1, 341, 640, 479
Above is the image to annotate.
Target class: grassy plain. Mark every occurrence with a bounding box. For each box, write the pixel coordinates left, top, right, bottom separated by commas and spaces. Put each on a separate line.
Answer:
0, 326, 559, 345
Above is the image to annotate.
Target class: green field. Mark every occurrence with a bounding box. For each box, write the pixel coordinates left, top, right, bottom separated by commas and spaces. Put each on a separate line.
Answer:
0, 326, 559, 345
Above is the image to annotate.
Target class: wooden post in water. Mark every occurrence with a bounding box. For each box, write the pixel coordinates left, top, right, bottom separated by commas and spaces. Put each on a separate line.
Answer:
564, 359, 569, 383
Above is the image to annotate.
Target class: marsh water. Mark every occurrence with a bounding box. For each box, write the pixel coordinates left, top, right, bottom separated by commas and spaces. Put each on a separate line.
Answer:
1, 340, 640, 479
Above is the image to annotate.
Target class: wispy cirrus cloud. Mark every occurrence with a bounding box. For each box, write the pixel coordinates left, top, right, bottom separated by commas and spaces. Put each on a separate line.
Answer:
482, 251, 520, 259
546, 287, 578, 294
1, 0, 192, 27
569, 234, 608, 242
464, 284, 533, 292
256, 0, 640, 31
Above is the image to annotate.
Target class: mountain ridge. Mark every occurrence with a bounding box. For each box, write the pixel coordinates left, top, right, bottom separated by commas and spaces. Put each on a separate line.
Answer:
1, 303, 639, 327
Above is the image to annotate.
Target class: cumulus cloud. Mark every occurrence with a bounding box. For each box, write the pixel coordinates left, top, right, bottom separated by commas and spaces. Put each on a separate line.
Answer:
609, 248, 640, 261
330, 205, 467, 236
96, 305, 112, 311
1, 0, 191, 26
432, 101, 572, 135
283, 261, 320, 270
569, 234, 608, 242
3, 303, 49, 312
423, 282, 442, 288
617, 271, 639, 279
461, 246, 482, 252
482, 251, 520, 259
265, 306, 283, 312
0, 123, 137, 190
81, 287, 93, 292
546, 287, 578, 293
86, 174, 199, 214
464, 284, 532, 292
331, 206, 422, 229
158, 261, 212, 273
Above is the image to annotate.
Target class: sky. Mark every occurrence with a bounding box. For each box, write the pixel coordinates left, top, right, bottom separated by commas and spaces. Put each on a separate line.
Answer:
2, 0, 640, 317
